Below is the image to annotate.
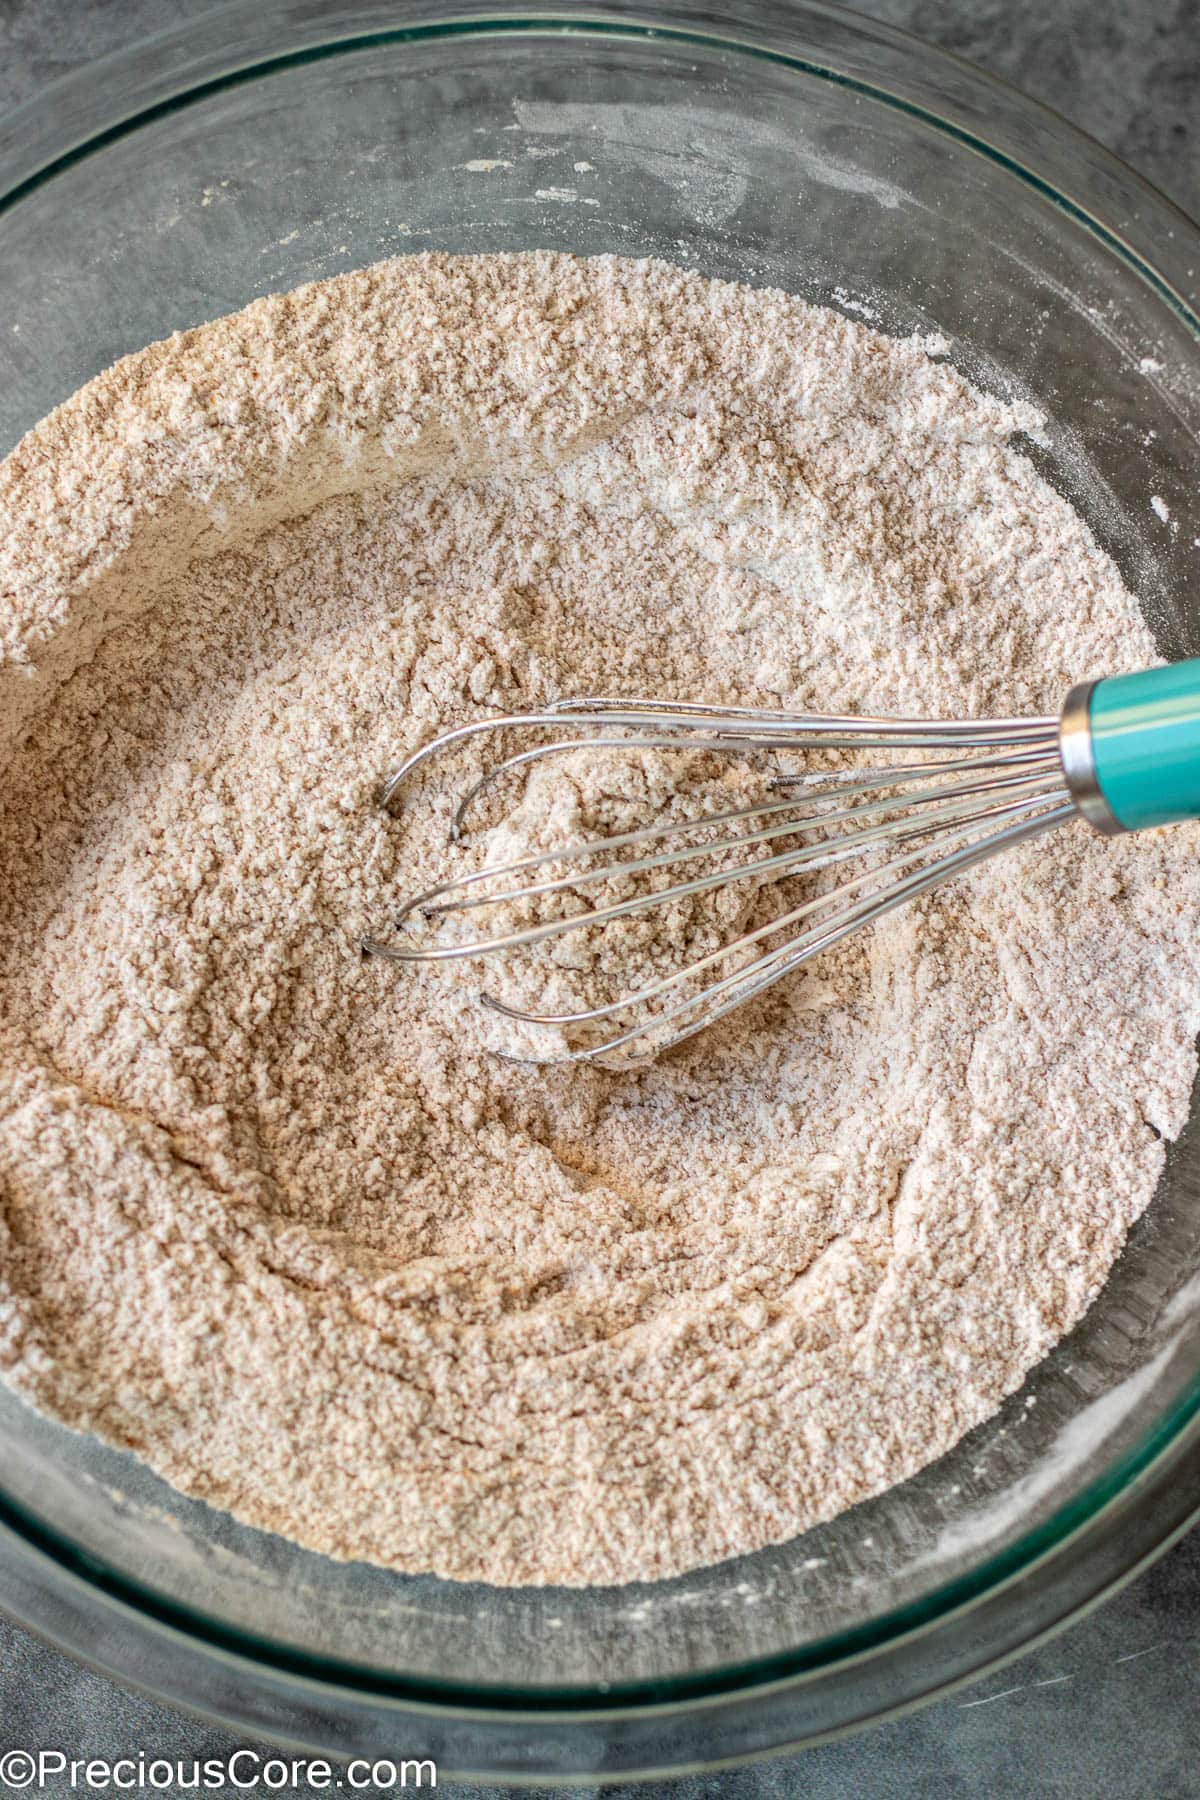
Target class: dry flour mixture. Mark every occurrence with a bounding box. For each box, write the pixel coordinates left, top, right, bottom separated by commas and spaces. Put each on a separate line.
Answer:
1, 252, 1198, 1587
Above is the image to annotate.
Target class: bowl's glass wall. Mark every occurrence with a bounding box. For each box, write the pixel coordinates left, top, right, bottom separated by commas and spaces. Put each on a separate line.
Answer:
2, 10, 1200, 1701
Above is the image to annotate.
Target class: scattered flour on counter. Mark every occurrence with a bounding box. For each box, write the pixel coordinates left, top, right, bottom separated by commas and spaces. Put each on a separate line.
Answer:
1, 251, 1198, 1587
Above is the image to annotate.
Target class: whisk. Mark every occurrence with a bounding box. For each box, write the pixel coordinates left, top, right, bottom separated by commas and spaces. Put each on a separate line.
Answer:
364, 661, 1200, 1067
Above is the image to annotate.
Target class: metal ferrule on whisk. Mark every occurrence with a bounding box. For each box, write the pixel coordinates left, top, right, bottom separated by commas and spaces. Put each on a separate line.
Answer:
1059, 680, 1123, 836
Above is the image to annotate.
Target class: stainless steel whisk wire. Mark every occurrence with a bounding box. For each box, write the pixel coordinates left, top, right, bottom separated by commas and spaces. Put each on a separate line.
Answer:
364, 697, 1075, 1067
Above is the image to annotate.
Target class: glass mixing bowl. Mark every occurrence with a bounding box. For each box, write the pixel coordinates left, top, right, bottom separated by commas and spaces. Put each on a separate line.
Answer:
2, 0, 1199, 1781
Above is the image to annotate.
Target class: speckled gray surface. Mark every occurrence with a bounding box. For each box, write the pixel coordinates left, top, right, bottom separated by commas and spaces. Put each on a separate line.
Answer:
1, 1, 1199, 1795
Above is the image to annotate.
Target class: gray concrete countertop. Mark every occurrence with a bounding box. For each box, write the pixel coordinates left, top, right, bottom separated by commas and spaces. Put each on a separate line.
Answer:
1, 1, 1198, 1795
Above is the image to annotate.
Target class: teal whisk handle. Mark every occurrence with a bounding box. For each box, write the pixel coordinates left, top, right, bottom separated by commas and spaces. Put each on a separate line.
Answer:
1061, 658, 1200, 834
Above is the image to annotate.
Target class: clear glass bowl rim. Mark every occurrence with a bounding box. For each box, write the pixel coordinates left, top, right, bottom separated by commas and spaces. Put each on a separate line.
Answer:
1, 0, 1199, 1722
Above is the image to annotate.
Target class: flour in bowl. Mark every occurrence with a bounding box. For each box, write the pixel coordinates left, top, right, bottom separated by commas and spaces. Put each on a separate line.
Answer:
1, 252, 1198, 1586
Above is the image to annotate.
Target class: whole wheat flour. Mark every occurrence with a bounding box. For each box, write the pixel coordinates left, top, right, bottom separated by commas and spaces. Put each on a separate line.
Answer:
422, 743, 776, 1061
1, 252, 1198, 1587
